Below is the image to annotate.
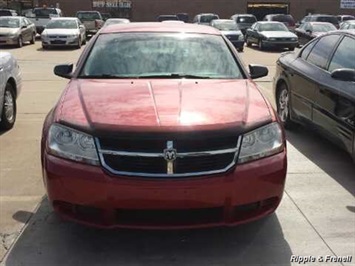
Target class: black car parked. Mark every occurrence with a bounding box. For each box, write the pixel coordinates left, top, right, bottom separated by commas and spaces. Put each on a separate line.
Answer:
297, 14, 340, 29
274, 30, 355, 162
295, 22, 336, 46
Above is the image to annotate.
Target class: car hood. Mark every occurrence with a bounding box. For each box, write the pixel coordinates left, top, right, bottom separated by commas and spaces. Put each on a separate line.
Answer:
221, 30, 243, 35
56, 79, 273, 133
42, 28, 79, 35
260, 31, 297, 38
0, 28, 19, 35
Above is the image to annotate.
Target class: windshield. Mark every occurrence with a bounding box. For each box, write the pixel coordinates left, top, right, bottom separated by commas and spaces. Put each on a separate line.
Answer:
81, 33, 242, 79
213, 21, 239, 31
312, 23, 336, 32
0, 17, 19, 28
259, 23, 288, 31
46, 20, 77, 29
317, 16, 338, 25
77, 12, 101, 20
200, 15, 219, 23
34, 8, 58, 18
237, 16, 256, 23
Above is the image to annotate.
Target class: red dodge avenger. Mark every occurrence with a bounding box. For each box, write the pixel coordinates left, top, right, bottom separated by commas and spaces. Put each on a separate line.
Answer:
41, 23, 287, 229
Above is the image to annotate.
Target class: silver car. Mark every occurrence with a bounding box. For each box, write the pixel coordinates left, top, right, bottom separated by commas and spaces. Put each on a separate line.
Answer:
103, 18, 130, 28
0, 16, 36, 47
41, 17, 86, 49
0, 52, 22, 130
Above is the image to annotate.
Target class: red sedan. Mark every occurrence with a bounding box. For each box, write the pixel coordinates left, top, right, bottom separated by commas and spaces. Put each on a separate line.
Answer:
41, 23, 287, 229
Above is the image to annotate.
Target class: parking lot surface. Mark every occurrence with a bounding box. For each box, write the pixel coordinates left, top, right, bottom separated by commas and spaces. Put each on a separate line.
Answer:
0, 42, 354, 266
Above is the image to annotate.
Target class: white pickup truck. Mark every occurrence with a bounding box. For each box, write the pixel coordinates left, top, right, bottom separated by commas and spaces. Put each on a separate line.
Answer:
27, 7, 63, 34
76, 11, 104, 37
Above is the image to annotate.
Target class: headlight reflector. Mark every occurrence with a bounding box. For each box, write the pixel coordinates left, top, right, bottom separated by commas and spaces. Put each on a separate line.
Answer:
48, 124, 99, 165
238, 122, 284, 164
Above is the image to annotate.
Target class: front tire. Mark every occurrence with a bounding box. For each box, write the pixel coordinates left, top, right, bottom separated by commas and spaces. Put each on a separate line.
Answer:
30, 33, 36, 44
258, 39, 264, 50
17, 36, 23, 48
276, 83, 294, 129
0, 83, 16, 130
246, 36, 252, 47
76, 37, 82, 49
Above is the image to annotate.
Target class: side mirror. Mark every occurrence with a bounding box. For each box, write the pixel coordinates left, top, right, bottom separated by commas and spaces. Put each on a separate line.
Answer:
54, 64, 73, 79
331, 68, 355, 82
21, 25, 27, 29
306, 30, 312, 34
249, 64, 268, 79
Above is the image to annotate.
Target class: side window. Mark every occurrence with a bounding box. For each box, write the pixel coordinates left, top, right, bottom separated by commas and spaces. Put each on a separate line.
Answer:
301, 40, 317, 60
328, 36, 355, 72
306, 34, 340, 69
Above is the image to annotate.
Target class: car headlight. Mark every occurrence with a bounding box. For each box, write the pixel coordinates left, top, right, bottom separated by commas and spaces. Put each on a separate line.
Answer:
48, 124, 99, 165
269, 38, 276, 41
291, 37, 298, 41
67, 34, 78, 38
238, 122, 284, 164
238, 34, 244, 41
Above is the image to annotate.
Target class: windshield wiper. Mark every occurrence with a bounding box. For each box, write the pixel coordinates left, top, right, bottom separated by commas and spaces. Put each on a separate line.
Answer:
79, 74, 134, 79
137, 73, 211, 79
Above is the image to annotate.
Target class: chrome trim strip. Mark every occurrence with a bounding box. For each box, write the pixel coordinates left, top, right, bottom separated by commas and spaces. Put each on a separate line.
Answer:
95, 137, 241, 178
97, 148, 239, 158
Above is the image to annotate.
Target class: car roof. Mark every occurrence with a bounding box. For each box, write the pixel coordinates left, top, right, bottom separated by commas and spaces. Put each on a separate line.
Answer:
309, 14, 336, 17
100, 22, 220, 35
212, 19, 235, 23
336, 29, 355, 35
257, 21, 285, 24
232, 14, 255, 17
51, 17, 78, 20
344, 20, 355, 23
0, 16, 21, 19
308, 21, 334, 25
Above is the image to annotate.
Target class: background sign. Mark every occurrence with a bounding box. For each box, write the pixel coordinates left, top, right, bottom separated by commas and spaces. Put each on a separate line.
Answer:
341, 0, 355, 9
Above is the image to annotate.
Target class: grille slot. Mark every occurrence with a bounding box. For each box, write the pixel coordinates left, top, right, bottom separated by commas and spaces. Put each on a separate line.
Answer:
97, 132, 241, 178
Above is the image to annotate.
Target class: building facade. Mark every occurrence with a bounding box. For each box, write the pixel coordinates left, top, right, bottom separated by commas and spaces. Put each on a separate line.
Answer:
2, 0, 355, 21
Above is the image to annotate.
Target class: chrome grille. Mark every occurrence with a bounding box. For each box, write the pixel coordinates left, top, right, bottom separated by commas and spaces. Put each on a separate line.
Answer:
96, 133, 241, 178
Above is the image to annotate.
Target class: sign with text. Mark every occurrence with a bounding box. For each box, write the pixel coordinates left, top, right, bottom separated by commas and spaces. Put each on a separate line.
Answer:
93, 1, 131, 8
341, 0, 355, 9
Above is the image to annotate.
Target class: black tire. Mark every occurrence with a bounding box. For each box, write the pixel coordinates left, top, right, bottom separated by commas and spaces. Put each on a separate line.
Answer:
17, 36, 23, 48
0, 82, 16, 130
42, 44, 48, 50
30, 33, 36, 44
289, 47, 295, 51
276, 83, 294, 129
237, 47, 244, 52
82, 36, 86, 45
76, 37, 82, 49
258, 39, 264, 50
246, 37, 252, 47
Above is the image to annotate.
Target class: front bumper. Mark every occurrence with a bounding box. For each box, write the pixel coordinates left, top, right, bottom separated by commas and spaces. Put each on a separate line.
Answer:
262, 40, 298, 48
0, 36, 18, 45
43, 150, 287, 229
42, 37, 79, 47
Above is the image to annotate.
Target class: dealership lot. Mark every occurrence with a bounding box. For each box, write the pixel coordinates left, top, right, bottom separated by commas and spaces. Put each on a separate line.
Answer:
0, 42, 354, 266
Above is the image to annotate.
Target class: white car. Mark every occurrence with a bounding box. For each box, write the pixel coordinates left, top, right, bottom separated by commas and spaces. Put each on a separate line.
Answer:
0, 52, 22, 130
41, 17, 86, 49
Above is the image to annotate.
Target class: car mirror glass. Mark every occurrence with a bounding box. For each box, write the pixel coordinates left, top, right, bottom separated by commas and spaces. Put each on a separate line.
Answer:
331, 68, 355, 82
54, 64, 73, 79
249, 64, 269, 79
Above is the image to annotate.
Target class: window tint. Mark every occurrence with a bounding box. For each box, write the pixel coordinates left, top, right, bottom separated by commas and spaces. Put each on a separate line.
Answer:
301, 40, 317, 60
306, 34, 340, 69
237, 16, 256, 23
328, 36, 355, 72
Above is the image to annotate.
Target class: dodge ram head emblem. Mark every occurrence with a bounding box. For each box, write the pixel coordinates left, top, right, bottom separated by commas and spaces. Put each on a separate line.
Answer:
164, 141, 177, 174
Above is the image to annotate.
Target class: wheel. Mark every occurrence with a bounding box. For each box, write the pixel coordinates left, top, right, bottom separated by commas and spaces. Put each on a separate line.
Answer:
246, 36, 252, 47
82, 36, 86, 45
289, 47, 295, 51
30, 33, 36, 44
0, 82, 16, 130
237, 47, 244, 52
42, 44, 48, 50
258, 39, 264, 50
17, 36, 23, 48
276, 83, 294, 129
76, 37, 82, 49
